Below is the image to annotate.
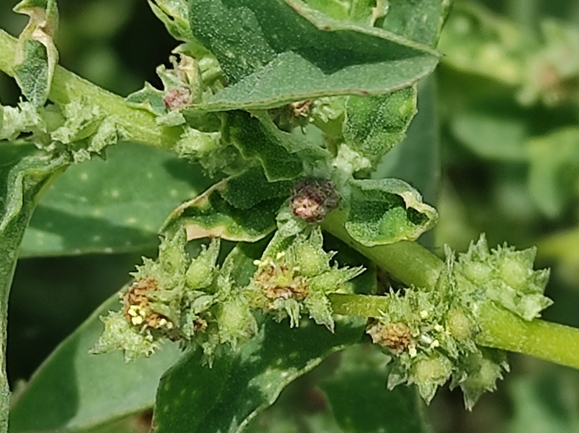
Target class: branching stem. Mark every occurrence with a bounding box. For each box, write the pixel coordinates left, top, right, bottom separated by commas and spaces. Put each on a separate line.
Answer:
0, 29, 181, 150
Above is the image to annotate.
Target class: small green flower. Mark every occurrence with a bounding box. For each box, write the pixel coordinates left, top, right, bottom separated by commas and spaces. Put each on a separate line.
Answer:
366, 234, 551, 408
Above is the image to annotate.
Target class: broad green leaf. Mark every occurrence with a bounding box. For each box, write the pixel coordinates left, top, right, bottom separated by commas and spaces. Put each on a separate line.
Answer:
527, 128, 579, 218
302, 0, 387, 26
0, 151, 69, 433
343, 86, 417, 169
219, 166, 292, 210
450, 103, 528, 162
149, 0, 192, 42
374, 76, 440, 207
320, 344, 432, 433
9, 291, 183, 433
152, 317, 365, 433
508, 371, 579, 433
227, 111, 304, 181
20, 142, 212, 257
164, 175, 284, 242
344, 178, 438, 247
332, 0, 447, 175
187, 0, 439, 111
13, 0, 59, 106
438, 3, 526, 85
380, 0, 451, 47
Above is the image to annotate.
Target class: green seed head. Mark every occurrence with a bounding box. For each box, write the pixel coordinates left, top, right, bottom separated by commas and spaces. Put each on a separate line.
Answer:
446, 308, 474, 341
498, 255, 529, 289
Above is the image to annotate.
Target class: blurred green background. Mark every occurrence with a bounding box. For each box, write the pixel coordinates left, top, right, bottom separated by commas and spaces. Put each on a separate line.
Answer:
3, 0, 579, 432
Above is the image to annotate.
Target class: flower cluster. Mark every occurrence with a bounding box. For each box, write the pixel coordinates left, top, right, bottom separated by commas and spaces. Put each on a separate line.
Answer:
247, 228, 363, 331
367, 235, 550, 408
93, 226, 363, 361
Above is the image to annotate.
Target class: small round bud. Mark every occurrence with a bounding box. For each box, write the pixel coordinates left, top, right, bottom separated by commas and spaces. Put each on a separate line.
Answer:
217, 299, 256, 342
446, 308, 474, 341
498, 256, 529, 289
462, 261, 493, 285
293, 243, 327, 277
413, 353, 452, 398
290, 178, 340, 223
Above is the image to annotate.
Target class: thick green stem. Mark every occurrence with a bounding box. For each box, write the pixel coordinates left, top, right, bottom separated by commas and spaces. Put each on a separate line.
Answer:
329, 293, 579, 369
329, 293, 391, 317
0, 29, 181, 150
323, 210, 444, 289
322, 216, 579, 371
476, 302, 579, 369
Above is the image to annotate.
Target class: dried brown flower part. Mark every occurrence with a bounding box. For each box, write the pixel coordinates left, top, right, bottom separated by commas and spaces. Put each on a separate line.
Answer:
289, 100, 313, 118
193, 317, 208, 333
291, 178, 340, 223
123, 276, 174, 331
367, 321, 414, 354
253, 258, 309, 305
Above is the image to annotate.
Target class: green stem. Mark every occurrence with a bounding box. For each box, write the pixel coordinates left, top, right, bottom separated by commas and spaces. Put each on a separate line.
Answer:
329, 293, 391, 317
323, 210, 579, 370
477, 302, 579, 369
323, 209, 444, 289
330, 293, 579, 369
0, 29, 181, 150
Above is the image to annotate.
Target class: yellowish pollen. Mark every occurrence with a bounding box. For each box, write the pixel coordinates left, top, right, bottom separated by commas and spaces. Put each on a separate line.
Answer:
159, 318, 168, 327
434, 324, 444, 332
419, 310, 429, 319
166, 321, 174, 329
131, 316, 144, 325
431, 340, 440, 348
409, 346, 417, 357
276, 251, 285, 259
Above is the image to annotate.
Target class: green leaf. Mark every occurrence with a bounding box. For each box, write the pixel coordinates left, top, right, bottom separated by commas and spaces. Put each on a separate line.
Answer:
227, 111, 304, 181
149, 0, 193, 41
527, 128, 579, 218
380, 0, 451, 47
152, 317, 365, 433
13, 0, 59, 106
9, 292, 183, 432
20, 142, 212, 257
343, 86, 417, 169
373, 76, 440, 207
438, 3, 526, 86
344, 178, 438, 247
320, 344, 432, 433
219, 166, 292, 210
0, 152, 69, 433
124, 82, 167, 117
450, 103, 528, 162
187, 0, 439, 111
508, 371, 579, 433
163, 174, 285, 242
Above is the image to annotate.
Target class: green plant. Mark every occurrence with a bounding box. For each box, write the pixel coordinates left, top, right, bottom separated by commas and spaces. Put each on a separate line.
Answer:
2, 0, 579, 432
